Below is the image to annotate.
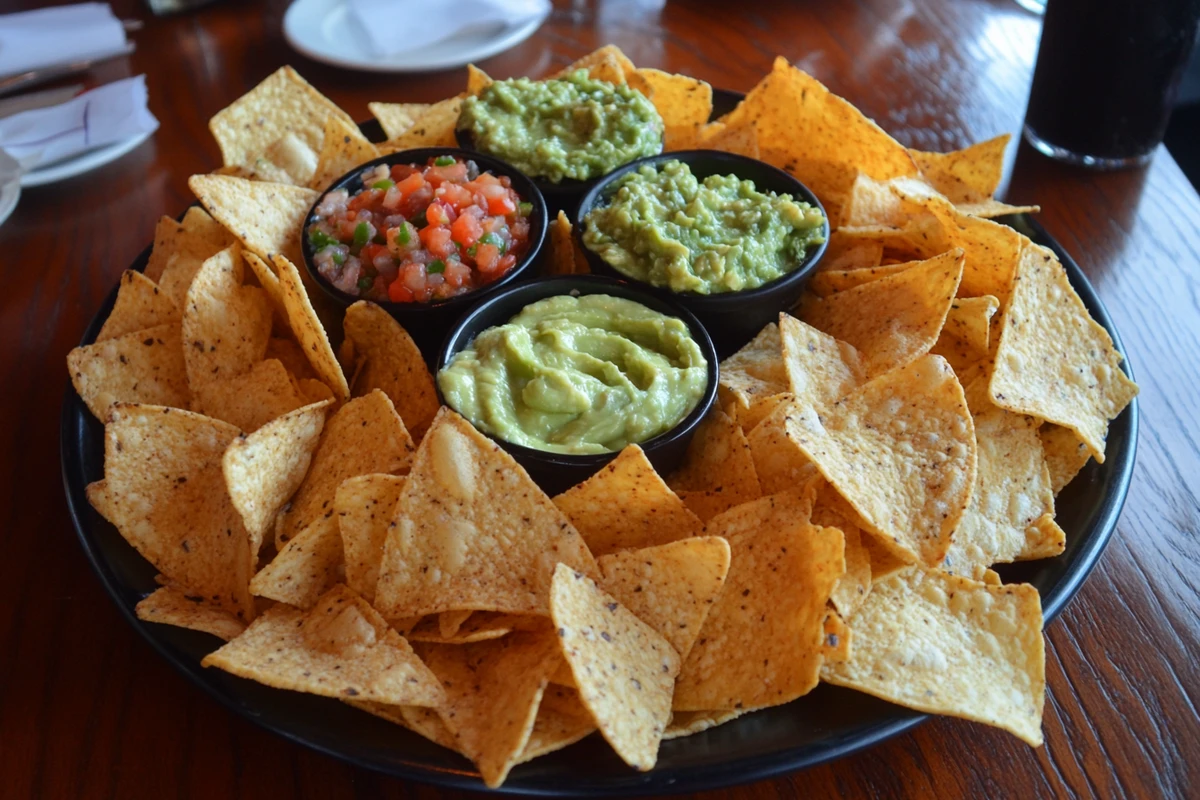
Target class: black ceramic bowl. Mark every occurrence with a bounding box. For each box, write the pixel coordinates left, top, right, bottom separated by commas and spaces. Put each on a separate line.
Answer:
575, 150, 831, 358
300, 147, 548, 362
435, 275, 719, 495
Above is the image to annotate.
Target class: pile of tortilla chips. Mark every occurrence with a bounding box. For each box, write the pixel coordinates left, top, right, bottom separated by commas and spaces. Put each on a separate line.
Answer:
67, 47, 1137, 788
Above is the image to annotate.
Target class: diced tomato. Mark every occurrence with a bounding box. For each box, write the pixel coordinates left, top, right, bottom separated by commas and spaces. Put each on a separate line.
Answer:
360, 243, 388, 263
420, 225, 456, 258
390, 164, 417, 181
443, 260, 471, 288
347, 189, 381, 212
387, 281, 414, 302
395, 171, 425, 198
438, 182, 474, 211
475, 243, 502, 273
496, 253, 516, 273
425, 201, 452, 226
450, 213, 483, 247
486, 193, 517, 215
426, 163, 468, 185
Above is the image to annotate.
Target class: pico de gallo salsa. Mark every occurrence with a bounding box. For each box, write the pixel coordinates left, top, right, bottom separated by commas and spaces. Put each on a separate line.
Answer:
306, 155, 534, 303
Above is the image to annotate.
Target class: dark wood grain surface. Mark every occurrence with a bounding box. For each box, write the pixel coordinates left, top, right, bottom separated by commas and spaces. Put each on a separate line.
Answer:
3, 0, 1198, 797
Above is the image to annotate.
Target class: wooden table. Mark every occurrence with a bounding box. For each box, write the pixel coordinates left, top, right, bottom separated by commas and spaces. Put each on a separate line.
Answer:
3, 0, 1197, 796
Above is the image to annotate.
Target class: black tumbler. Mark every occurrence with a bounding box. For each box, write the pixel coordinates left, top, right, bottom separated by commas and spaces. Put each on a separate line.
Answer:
1023, 0, 1200, 168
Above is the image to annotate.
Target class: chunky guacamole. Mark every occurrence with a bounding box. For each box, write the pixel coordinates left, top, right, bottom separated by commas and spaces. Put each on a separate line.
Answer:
582, 159, 827, 294
456, 70, 663, 183
437, 294, 708, 454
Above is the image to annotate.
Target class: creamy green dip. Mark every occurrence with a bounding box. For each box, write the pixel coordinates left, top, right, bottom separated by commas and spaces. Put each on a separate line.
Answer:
437, 294, 708, 455
582, 159, 827, 294
456, 70, 663, 183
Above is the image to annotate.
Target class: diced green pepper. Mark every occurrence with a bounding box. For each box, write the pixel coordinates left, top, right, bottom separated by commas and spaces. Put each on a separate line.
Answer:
479, 231, 506, 253
518, 201, 533, 217
434, 155, 456, 167
427, 259, 446, 274
395, 224, 411, 245
331, 249, 346, 266
309, 229, 339, 250
371, 179, 395, 190
352, 222, 370, 250
357, 275, 374, 291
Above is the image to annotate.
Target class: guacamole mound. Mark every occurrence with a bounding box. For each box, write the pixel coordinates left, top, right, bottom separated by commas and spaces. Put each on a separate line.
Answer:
582, 159, 827, 294
457, 70, 663, 183
437, 294, 708, 455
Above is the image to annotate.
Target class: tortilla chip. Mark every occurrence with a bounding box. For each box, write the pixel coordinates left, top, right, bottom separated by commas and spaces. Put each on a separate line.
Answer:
408, 611, 515, 644
380, 96, 463, 149
264, 336, 317, 381
181, 206, 236, 251
251, 512, 345, 608
811, 486, 874, 617
822, 566, 1045, 746
635, 68, 711, 151
664, 709, 745, 739
343, 301, 439, 441
795, 249, 964, 377
672, 489, 739, 523
716, 323, 789, 430
821, 609, 852, 663
334, 473, 406, 602
209, 66, 353, 181
1040, 423, 1091, 495
416, 632, 561, 787
439, 609, 474, 639
272, 254, 351, 399
298, 378, 336, 405
909, 135, 1009, 205
203, 584, 444, 706
276, 390, 414, 547
181, 246, 273, 390
367, 101, 432, 140
223, 400, 330, 563
941, 407, 1061, 579
780, 355, 976, 567
554, 445, 701, 556
345, 699, 462, 751
191, 358, 307, 432
819, 229, 885, 272
932, 295, 1000, 373
779, 313, 866, 410
516, 685, 596, 763
308, 114, 380, 191
553, 45, 637, 81
145, 216, 185, 282
547, 210, 579, 276
701, 120, 760, 159
745, 399, 817, 496
135, 586, 248, 642
550, 564, 680, 771
91, 405, 254, 619
596, 537, 730, 662
669, 406, 762, 501
68, 323, 190, 421
989, 244, 1138, 461
189, 174, 318, 267
466, 63, 494, 95
674, 494, 843, 711
810, 262, 915, 297
98, 270, 180, 342
374, 409, 596, 618
957, 200, 1040, 218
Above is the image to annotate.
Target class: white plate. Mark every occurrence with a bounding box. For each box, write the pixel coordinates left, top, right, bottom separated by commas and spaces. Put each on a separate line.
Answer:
283, 0, 548, 73
0, 177, 19, 227
21, 131, 153, 188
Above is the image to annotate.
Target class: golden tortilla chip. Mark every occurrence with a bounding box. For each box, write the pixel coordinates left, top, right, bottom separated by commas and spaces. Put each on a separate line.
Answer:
1040, 423, 1091, 495
932, 294, 1000, 373
550, 564, 680, 771
276, 390, 414, 547
135, 585, 248, 642
68, 323, 190, 421
345, 699, 463, 752
367, 101, 432, 140
516, 685, 596, 763
223, 400, 330, 563
374, 408, 596, 618
380, 96, 463, 149
416, 632, 561, 787
98, 270, 180, 342
191, 358, 306, 432
209, 66, 353, 180
91, 404, 254, 619
669, 407, 762, 501
439, 609, 474, 639
204, 584, 444, 706
145, 215, 184, 282
553, 45, 637, 81
298, 378, 336, 405
251, 512, 345, 608
343, 300, 439, 441
908, 135, 1009, 205
941, 407, 1062, 579
812, 489, 874, 617
780, 355, 976, 567
715, 323, 789, 430
596, 537, 730, 662
554, 445, 701, 556
819, 229, 885, 273
243, 250, 287, 329
989, 244, 1138, 461
407, 611, 514, 644
822, 566, 1045, 746
810, 262, 914, 297
635, 68, 712, 151
308, 114, 380, 192
664, 709, 744, 739
821, 609, 851, 663
334, 473, 406, 602
674, 494, 843, 711
189, 175, 318, 267
181, 205, 236, 252
466, 63, 494, 95
272, 254, 351, 399
779, 313, 866, 410
182, 246, 273, 390
957, 200, 1041, 218
547, 210, 580, 276
700, 120, 760, 159
745, 399, 817, 496
795, 248, 964, 377
264, 336, 317, 381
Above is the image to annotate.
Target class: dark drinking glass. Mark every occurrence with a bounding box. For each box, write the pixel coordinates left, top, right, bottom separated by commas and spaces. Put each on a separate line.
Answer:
1024, 0, 1200, 168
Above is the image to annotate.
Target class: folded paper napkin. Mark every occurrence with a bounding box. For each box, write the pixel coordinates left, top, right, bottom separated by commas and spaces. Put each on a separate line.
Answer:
347, 0, 549, 58
0, 3, 128, 78
0, 75, 158, 172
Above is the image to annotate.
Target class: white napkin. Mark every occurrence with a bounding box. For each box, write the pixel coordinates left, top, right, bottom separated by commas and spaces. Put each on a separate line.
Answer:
0, 75, 158, 172
347, 0, 550, 58
0, 3, 128, 78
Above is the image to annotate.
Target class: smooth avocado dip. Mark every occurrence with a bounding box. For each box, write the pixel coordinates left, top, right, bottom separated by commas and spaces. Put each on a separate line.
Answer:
582, 159, 827, 294
438, 294, 707, 455
457, 70, 663, 183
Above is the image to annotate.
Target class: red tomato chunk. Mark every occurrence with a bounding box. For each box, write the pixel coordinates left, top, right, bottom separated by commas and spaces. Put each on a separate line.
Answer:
306, 156, 533, 303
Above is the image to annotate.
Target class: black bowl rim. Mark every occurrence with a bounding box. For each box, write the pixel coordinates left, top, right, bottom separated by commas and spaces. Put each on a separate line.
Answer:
434, 274, 719, 469
573, 149, 831, 305
299, 146, 549, 314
